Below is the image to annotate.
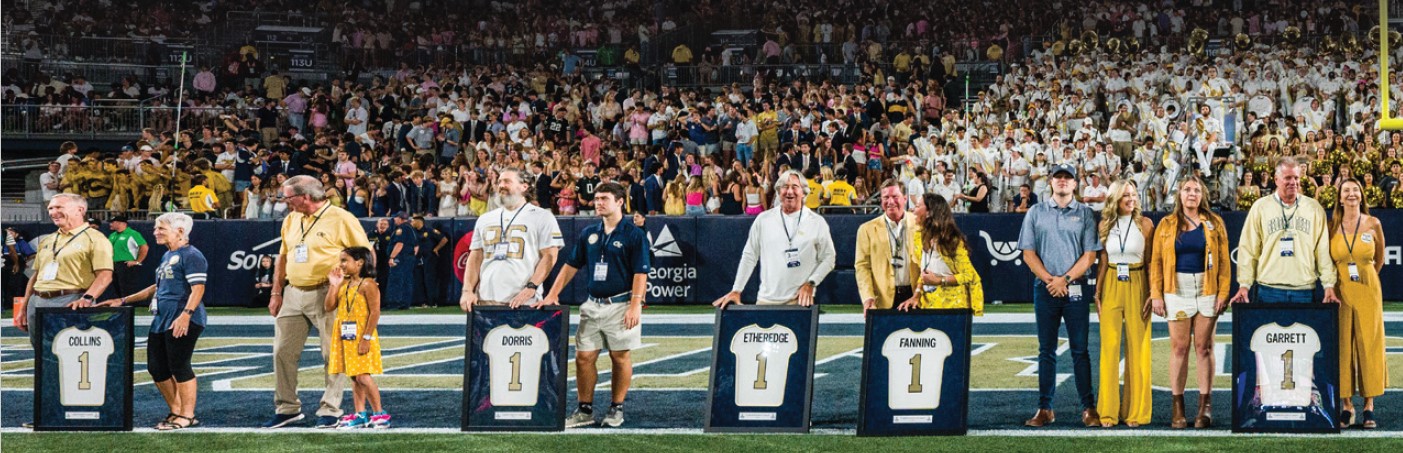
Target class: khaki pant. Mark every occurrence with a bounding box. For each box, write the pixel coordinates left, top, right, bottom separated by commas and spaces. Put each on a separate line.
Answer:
26, 293, 83, 350
273, 284, 346, 417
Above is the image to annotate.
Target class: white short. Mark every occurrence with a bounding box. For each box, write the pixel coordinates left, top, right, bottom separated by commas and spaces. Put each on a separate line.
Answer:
1164, 272, 1218, 320
576, 300, 642, 351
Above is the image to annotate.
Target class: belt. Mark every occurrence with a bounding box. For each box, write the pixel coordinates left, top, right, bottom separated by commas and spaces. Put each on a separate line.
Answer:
289, 282, 329, 291
587, 293, 633, 305
1116, 264, 1146, 270
34, 289, 84, 299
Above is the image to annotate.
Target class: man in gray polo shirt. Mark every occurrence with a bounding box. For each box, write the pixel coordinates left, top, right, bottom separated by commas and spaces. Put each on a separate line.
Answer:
1017, 163, 1102, 428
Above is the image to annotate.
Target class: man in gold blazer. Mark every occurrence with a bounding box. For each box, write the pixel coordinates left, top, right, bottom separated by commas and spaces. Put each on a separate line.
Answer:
855, 180, 922, 310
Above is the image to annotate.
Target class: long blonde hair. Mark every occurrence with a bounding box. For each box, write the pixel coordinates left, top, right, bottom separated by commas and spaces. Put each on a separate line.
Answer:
1170, 175, 1224, 235
1098, 180, 1142, 242
1329, 178, 1369, 235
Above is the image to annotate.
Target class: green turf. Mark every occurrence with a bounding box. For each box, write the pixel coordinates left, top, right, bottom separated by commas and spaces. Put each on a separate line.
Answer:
2, 433, 1396, 452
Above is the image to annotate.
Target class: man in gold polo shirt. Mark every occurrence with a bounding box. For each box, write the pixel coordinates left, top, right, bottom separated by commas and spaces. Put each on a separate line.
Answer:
17, 194, 113, 346
264, 175, 371, 429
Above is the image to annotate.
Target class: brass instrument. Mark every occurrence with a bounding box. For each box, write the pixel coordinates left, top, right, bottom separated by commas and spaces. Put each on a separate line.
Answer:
1188, 28, 1208, 58
1069, 39, 1085, 56
1051, 40, 1066, 56
1234, 33, 1252, 52
1343, 32, 1361, 54
1322, 35, 1339, 55
1107, 37, 1124, 55
1283, 26, 1302, 44
987, 43, 1004, 61
1368, 25, 1401, 49
1128, 37, 1142, 54
1081, 30, 1100, 52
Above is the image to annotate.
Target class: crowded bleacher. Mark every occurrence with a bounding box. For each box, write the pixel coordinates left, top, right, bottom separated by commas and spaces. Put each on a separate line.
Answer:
5, 0, 1401, 222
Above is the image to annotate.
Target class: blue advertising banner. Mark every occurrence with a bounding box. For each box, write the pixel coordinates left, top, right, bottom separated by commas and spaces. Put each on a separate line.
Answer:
462, 306, 570, 431
7, 209, 1401, 306
858, 309, 972, 436
705, 305, 819, 433
1231, 303, 1340, 433
34, 307, 134, 431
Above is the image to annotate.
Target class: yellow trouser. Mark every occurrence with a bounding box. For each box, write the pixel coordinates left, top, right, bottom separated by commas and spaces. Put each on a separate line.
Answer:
1097, 268, 1153, 425
1339, 291, 1389, 398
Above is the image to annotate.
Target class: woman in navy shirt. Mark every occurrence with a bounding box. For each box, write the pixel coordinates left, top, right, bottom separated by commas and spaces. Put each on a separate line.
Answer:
100, 213, 208, 430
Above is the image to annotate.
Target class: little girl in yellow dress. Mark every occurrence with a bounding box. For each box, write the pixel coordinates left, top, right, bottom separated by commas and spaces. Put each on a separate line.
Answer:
324, 246, 388, 429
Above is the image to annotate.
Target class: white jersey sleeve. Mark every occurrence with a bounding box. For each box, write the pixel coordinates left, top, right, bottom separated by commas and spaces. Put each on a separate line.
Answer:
52, 327, 116, 407
482, 325, 551, 407
881, 328, 954, 410
729, 324, 800, 407
1249, 323, 1320, 407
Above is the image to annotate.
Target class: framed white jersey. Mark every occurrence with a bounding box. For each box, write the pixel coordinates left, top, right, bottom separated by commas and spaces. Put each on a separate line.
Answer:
880, 328, 954, 410
729, 324, 800, 408
34, 307, 135, 431
1249, 322, 1320, 408
482, 324, 551, 407
52, 326, 115, 407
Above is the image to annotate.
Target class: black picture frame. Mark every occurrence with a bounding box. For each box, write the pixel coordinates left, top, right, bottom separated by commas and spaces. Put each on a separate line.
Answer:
461, 305, 570, 432
1230, 302, 1341, 434
858, 308, 973, 436
704, 305, 819, 433
33, 307, 135, 432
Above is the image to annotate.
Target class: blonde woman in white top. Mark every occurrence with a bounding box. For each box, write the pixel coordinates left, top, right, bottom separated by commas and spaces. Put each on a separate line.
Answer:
1093, 179, 1156, 428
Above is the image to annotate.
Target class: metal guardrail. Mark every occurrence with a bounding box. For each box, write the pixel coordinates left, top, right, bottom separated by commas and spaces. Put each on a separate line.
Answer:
0, 104, 254, 139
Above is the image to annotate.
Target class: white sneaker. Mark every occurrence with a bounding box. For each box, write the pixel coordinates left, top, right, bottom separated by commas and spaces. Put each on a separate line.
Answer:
602, 406, 624, 428
565, 409, 596, 428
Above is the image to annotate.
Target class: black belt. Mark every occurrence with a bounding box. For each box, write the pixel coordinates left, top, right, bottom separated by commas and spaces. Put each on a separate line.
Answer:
894, 285, 914, 299
289, 282, 329, 291
588, 293, 632, 305
34, 289, 84, 299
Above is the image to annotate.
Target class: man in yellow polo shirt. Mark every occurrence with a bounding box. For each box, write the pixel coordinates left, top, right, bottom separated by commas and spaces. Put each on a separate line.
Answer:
264, 175, 371, 429
188, 174, 220, 219
17, 193, 115, 427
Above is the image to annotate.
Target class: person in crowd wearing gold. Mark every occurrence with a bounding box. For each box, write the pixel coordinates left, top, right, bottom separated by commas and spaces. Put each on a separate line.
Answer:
898, 193, 982, 315
1093, 180, 1155, 428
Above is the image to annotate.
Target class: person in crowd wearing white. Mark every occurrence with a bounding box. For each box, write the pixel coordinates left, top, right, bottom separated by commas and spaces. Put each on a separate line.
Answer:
714, 170, 836, 307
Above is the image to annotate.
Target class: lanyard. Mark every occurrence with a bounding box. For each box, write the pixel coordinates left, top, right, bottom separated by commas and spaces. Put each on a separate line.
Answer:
50, 227, 90, 256
1341, 215, 1362, 263
884, 215, 905, 255
598, 222, 618, 259
1115, 217, 1133, 255
1275, 193, 1298, 236
340, 279, 364, 318
501, 204, 526, 234
780, 209, 802, 247
298, 204, 331, 245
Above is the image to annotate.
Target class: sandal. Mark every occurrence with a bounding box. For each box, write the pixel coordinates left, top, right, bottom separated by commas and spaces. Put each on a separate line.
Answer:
1340, 410, 1353, 429
154, 413, 177, 429
157, 415, 197, 431
1361, 410, 1376, 429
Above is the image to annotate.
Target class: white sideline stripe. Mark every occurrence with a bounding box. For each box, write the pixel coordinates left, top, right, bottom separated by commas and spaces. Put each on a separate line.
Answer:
0, 427, 1398, 438
6, 312, 1403, 326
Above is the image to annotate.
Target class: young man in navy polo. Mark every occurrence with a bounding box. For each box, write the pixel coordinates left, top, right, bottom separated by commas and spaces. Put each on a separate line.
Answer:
539, 182, 650, 428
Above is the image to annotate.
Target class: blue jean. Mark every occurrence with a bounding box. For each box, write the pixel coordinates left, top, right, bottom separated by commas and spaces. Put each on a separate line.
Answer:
736, 144, 754, 167
1033, 280, 1095, 410
1255, 285, 1315, 303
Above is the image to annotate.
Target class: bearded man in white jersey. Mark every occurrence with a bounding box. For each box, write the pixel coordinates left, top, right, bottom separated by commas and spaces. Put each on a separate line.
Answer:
460, 169, 564, 311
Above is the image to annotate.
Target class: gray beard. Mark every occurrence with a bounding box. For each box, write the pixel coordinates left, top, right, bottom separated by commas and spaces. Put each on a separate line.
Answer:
501, 194, 526, 209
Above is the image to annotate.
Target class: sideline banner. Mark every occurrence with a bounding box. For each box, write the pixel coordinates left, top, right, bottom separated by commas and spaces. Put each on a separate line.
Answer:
705, 305, 819, 433
1230, 303, 1340, 434
858, 309, 972, 436
33, 307, 135, 431
461, 306, 569, 431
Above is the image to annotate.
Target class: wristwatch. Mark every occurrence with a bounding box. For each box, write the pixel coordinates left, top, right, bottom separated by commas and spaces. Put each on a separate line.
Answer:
81, 294, 96, 302
183, 308, 195, 315
524, 282, 540, 290
361, 334, 373, 341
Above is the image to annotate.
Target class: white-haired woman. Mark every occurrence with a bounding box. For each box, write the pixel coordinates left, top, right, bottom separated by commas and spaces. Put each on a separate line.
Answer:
100, 213, 208, 430
1092, 180, 1155, 428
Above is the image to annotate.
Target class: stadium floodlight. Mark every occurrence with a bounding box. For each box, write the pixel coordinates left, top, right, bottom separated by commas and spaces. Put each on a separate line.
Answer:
1381, 0, 1403, 130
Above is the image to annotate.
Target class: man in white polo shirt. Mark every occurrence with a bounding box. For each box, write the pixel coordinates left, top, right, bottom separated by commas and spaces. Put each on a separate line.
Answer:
714, 170, 836, 307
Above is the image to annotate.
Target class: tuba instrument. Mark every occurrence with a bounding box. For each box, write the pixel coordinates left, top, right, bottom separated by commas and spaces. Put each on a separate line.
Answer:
1081, 30, 1100, 52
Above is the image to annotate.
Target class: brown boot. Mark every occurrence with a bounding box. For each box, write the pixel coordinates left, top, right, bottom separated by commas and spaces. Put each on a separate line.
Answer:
1171, 394, 1188, 429
1082, 408, 1102, 427
1024, 409, 1056, 427
1194, 393, 1213, 428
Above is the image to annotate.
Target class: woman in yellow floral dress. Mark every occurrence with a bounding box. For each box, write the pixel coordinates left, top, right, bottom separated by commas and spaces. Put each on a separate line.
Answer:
899, 193, 984, 315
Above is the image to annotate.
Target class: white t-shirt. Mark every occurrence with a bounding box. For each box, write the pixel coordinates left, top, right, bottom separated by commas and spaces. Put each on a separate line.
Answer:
730, 324, 799, 407
905, 178, 926, 210
216, 151, 237, 182
881, 328, 954, 410
53, 326, 115, 407
1080, 183, 1108, 212
470, 204, 564, 302
40, 171, 61, 201
482, 324, 550, 407
730, 207, 837, 303
1250, 322, 1320, 407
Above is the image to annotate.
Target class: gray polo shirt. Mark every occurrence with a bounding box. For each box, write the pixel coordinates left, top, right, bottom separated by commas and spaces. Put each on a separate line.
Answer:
1017, 199, 1102, 278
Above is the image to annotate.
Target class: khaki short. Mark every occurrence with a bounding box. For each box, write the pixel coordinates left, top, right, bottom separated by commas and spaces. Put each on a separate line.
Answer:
1164, 273, 1218, 320
576, 300, 642, 352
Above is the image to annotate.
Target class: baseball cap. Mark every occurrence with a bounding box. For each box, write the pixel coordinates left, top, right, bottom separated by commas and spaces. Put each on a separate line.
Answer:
1051, 163, 1078, 179
109, 215, 129, 223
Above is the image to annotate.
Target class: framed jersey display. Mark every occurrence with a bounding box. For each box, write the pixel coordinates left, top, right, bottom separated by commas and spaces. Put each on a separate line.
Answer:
705, 305, 819, 433
1231, 303, 1340, 433
33, 307, 135, 431
857, 309, 972, 436
462, 306, 569, 431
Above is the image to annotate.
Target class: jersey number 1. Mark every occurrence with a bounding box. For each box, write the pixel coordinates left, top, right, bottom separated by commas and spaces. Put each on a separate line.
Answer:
907, 354, 924, 393
752, 353, 768, 390
1279, 350, 1296, 390
77, 351, 92, 390
507, 352, 523, 391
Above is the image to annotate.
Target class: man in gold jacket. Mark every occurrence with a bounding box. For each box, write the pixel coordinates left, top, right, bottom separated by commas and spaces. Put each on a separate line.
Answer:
855, 180, 921, 310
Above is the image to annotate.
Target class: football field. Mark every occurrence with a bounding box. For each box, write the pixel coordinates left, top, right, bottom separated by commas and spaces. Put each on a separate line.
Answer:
3, 308, 1402, 451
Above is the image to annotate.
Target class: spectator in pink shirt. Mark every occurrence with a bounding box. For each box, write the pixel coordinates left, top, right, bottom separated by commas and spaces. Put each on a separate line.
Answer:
580, 128, 602, 166
192, 66, 217, 95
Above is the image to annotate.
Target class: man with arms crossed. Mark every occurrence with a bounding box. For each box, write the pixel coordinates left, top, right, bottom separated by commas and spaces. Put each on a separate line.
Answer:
540, 182, 650, 428
714, 170, 836, 307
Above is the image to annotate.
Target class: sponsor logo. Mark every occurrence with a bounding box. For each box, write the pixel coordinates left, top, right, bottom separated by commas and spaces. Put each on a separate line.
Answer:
978, 230, 1023, 266
647, 225, 694, 300
227, 237, 281, 270
651, 225, 683, 258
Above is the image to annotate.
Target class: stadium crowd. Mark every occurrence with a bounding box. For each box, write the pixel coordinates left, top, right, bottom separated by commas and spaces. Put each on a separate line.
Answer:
8, 0, 1400, 222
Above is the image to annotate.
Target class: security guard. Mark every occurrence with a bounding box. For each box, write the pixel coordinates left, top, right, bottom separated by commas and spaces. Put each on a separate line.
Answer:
411, 216, 447, 307
383, 212, 419, 310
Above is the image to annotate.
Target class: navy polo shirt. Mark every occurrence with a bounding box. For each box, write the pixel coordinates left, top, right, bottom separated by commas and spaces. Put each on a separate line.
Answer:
567, 221, 651, 299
